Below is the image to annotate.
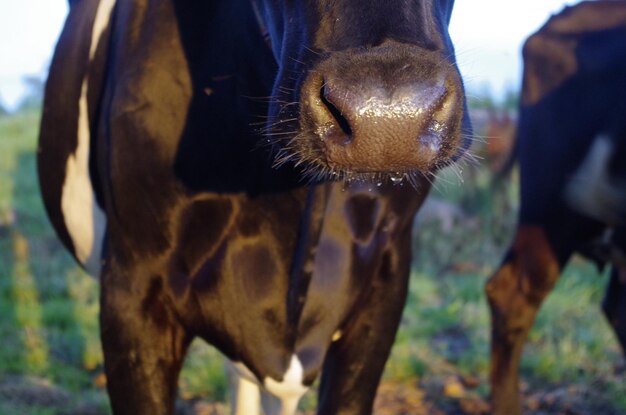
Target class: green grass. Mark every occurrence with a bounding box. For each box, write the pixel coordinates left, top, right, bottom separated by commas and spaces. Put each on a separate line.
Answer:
0, 111, 109, 413
1, 110, 625, 414
386, 162, 626, 412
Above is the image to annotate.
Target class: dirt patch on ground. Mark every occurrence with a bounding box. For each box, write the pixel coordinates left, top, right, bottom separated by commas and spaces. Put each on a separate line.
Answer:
0, 376, 70, 407
0, 376, 106, 415
1, 374, 623, 414
176, 375, 625, 415
522, 383, 625, 415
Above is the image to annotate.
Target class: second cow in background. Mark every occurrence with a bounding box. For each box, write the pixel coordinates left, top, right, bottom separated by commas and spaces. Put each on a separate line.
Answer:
486, 2, 626, 414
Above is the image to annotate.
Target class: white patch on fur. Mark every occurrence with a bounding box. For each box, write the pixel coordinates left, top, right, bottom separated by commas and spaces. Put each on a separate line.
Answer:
565, 134, 626, 225
61, 0, 116, 276
263, 355, 308, 415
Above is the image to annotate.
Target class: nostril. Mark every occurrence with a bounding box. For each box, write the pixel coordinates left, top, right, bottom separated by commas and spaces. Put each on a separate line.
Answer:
320, 85, 353, 139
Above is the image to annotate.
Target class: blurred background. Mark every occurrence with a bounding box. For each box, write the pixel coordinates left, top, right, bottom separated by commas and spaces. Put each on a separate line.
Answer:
0, 0, 581, 111
1, 1, 625, 414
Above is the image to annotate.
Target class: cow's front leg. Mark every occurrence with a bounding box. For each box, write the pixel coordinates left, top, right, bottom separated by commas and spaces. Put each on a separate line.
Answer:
225, 360, 262, 415
316, 246, 411, 415
100, 260, 191, 415
485, 225, 562, 415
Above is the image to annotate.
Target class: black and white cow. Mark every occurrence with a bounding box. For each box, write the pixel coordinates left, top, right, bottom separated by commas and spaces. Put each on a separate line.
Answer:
486, 2, 626, 414
39, 0, 471, 413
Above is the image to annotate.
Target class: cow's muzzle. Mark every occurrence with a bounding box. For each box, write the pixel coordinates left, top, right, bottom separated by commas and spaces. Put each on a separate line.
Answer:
284, 42, 468, 182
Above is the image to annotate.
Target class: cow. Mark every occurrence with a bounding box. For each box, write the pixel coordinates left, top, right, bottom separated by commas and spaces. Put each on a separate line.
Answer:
38, 0, 471, 414
485, 2, 626, 414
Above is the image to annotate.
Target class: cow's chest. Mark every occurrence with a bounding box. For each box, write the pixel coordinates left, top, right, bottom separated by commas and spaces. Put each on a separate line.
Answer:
166, 183, 398, 382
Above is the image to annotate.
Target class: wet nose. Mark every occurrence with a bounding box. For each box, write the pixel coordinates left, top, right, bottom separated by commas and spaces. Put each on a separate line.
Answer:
300, 46, 466, 174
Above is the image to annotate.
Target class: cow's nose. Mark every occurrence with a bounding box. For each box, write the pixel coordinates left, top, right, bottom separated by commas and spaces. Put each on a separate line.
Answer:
298, 46, 466, 175
303, 75, 461, 173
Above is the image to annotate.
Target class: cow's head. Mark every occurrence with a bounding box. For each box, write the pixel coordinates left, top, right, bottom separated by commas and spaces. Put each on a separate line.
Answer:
255, 0, 471, 184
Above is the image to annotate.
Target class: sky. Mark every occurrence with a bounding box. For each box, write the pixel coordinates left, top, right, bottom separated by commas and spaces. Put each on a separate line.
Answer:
1, 0, 577, 111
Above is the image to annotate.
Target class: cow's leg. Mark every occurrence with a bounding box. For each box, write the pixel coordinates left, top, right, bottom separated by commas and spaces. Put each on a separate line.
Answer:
225, 360, 262, 415
224, 349, 302, 415
316, 246, 411, 414
602, 266, 626, 354
260, 390, 297, 415
485, 225, 563, 415
100, 261, 191, 415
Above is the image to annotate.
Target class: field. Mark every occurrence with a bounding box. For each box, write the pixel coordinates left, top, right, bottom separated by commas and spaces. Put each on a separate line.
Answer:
1, 110, 625, 414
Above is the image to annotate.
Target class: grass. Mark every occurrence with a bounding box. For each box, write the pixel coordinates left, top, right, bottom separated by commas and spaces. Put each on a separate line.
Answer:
0, 111, 109, 413
387, 165, 626, 412
0, 110, 625, 414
